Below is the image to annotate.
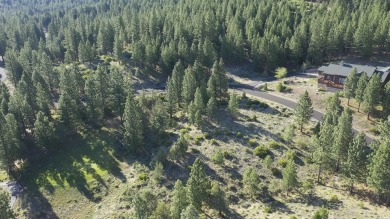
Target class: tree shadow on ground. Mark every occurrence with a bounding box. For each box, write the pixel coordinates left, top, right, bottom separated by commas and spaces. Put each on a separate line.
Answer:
289, 193, 342, 210
21, 127, 127, 210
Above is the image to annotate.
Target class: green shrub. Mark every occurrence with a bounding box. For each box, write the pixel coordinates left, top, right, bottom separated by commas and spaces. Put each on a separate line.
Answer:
263, 205, 274, 213
236, 132, 243, 138
357, 202, 365, 209
203, 132, 211, 139
329, 194, 338, 203
212, 149, 224, 165
277, 158, 289, 168
248, 139, 258, 147
269, 141, 281, 149
264, 155, 273, 169
368, 127, 380, 136
312, 207, 329, 219
289, 216, 298, 219
254, 145, 269, 158
251, 115, 257, 122
286, 150, 296, 160
276, 82, 285, 92
194, 135, 203, 145
138, 172, 149, 181
180, 128, 188, 134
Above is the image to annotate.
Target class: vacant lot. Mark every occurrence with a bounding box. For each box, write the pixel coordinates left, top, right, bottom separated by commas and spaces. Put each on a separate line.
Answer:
12, 94, 390, 218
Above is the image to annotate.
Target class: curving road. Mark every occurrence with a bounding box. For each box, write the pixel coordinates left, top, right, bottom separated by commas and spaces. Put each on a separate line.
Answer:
231, 83, 374, 144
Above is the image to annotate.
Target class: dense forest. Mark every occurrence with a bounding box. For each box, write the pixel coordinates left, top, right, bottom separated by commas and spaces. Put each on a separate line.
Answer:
0, 0, 390, 218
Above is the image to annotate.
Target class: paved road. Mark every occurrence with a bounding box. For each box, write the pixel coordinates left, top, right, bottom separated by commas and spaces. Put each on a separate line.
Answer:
0, 181, 21, 208
231, 84, 374, 144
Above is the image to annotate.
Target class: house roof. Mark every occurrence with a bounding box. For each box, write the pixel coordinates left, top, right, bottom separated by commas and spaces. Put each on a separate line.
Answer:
318, 62, 390, 82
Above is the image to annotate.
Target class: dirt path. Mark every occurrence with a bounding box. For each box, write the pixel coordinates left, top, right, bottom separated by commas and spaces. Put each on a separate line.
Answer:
0, 181, 22, 208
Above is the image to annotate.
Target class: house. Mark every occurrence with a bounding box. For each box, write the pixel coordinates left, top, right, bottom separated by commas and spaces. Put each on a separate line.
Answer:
317, 62, 390, 90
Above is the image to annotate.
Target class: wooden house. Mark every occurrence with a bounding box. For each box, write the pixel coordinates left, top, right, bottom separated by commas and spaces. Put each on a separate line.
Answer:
318, 62, 390, 90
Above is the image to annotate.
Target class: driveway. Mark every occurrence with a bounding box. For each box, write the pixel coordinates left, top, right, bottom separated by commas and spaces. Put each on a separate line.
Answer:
231, 83, 374, 144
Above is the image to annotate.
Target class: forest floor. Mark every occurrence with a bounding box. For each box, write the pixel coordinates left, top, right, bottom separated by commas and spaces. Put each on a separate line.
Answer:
10, 93, 390, 219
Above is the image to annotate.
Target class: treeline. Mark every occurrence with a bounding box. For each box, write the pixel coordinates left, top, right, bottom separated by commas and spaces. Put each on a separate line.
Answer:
295, 91, 390, 204
1, 0, 390, 75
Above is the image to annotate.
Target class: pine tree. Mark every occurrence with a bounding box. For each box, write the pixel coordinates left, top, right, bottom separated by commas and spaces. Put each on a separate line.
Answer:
0, 190, 14, 219
0, 114, 23, 174
355, 72, 368, 112
363, 73, 382, 120
345, 132, 367, 193
35, 83, 52, 117
282, 159, 299, 196
228, 93, 239, 117
193, 87, 204, 113
343, 68, 358, 106
314, 116, 335, 183
187, 158, 210, 210
367, 139, 390, 204
109, 66, 126, 120
114, 32, 124, 63
209, 182, 227, 216
182, 66, 197, 107
169, 134, 188, 161
170, 61, 184, 107
85, 72, 104, 125
383, 84, 390, 118
206, 95, 217, 118
208, 60, 228, 100
123, 91, 144, 153
34, 112, 56, 152
170, 180, 188, 219
294, 90, 313, 132
242, 167, 260, 198
333, 108, 353, 172
325, 92, 342, 125
78, 41, 87, 63
180, 204, 199, 219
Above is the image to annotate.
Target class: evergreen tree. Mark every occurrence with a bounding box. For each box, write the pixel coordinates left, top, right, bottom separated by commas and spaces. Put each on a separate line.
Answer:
180, 204, 199, 219
193, 87, 204, 113
228, 93, 239, 117
109, 66, 126, 120
333, 108, 353, 171
114, 32, 124, 63
85, 72, 104, 125
343, 68, 358, 106
0, 190, 14, 219
355, 72, 368, 112
182, 66, 197, 107
35, 83, 52, 117
187, 158, 210, 210
345, 133, 367, 193
170, 61, 184, 107
123, 91, 144, 153
169, 134, 188, 161
0, 114, 23, 174
363, 73, 382, 120
242, 167, 260, 198
325, 92, 342, 125
78, 41, 87, 63
170, 180, 188, 219
314, 116, 335, 183
34, 112, 55, 152
209, 182, 228, 216
294, 90, 313, 132
383, 84, 390, 118
206, 95, 217, 118
367, 139, 390, 203
312, 207, 329, 219
282, 159, 299, 196
208, 60, 228, 100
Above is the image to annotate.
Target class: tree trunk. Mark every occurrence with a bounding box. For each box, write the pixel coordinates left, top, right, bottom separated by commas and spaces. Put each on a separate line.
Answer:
367, 112, 370, 120
349, 180, 354, 194
358, 102, 361, 112
300, 123, 303, 133
347, 98, 350, 106
317, 164, 322, 184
